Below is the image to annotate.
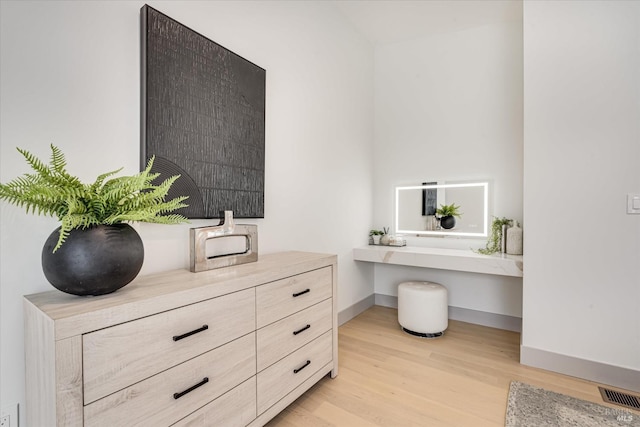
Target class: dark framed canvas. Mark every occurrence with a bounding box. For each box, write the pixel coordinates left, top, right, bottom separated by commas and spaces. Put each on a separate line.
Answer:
141, 5, 266, 219
421, 182, 437, 216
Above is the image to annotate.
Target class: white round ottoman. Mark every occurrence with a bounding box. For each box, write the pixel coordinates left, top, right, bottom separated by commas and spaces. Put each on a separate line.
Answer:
398, 281, 448, 338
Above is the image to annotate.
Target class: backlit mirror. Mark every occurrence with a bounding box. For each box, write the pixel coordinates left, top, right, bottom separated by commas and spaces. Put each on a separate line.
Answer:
395, 182, 489, 237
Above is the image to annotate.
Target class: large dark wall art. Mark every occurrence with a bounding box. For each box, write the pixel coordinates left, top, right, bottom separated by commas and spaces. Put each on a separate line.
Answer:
141, 5, 266, 218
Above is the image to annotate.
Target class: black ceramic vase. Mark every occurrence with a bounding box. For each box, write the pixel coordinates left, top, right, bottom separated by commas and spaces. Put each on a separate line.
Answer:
440, 215, 456, 230
41, 224, 144, 296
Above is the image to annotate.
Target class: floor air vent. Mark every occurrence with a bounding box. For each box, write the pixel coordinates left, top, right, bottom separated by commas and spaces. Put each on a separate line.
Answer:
598, 386, 640, 411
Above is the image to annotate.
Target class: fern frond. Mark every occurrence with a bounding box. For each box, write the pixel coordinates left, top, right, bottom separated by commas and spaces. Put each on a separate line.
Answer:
89, 168, 123, 193
2, 147, 189, 251
1, 181, 61, 217
156, 197, 189, 214
105, 209, 188, 224
16, 147, 51, 177
150, 175, 180, 198
144, 155, 155, 172
116, 176, 182, 212
15, 145, 82, 189
3, 174, 40, 191
151, 213, 190, 224
55, 223, 71, 252
85, 195, 107, 220
50, 144, 66, 173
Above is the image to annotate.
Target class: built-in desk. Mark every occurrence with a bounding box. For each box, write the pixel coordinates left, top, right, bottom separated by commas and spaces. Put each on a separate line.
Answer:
353, 245, 523, 277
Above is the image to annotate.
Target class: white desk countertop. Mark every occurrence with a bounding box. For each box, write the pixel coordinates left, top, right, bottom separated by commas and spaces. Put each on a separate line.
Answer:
353, 245, 523, 277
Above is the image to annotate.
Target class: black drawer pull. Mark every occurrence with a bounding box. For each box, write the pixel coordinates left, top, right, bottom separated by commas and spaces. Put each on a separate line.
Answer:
173, 377, 209, 399
293, 324, 311, 335
173, 325, 208, 342
292, 289, 310, 298
293, 360, 311, 374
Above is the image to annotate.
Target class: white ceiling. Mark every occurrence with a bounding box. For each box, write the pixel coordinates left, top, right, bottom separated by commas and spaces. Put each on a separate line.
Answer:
333, 0, 523, 45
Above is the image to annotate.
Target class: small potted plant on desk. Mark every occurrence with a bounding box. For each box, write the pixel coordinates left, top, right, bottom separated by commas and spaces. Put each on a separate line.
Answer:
369, 229, 384, 245
476, 217, 513, 255
436, 203, 462, 230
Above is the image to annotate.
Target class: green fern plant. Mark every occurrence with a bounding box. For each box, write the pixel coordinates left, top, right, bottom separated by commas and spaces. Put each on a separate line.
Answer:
0, 145, 189, 251
436, 203, 462, 218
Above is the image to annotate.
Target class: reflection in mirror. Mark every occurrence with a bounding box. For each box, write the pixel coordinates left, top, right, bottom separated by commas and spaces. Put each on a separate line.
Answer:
395, 182, 489, 237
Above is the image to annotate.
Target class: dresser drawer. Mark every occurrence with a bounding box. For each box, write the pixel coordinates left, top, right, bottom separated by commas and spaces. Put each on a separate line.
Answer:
257, 331, 333, 415
173, 377, 256, 427
84, 333, 256, 427
256, 267, 332, 328
257, 299, 332, 372
83, 288, 255, 403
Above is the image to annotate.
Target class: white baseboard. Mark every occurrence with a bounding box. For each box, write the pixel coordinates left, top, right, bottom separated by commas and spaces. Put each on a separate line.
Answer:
449, 306, 522, 333
338, 294, 375, 326
374, 293, 398, 309
374, 293, 522, 332
521, 345, 640, 393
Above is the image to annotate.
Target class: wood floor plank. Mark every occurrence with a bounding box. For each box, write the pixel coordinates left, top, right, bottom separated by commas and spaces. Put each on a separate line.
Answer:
266, 305, 636, 426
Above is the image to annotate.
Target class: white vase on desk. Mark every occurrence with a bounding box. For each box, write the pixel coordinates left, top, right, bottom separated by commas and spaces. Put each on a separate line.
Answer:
506, 224, 523, 255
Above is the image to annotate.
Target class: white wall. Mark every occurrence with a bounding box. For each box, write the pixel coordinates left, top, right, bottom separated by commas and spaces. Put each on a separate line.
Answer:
373, 21, 524, 232
0, 0, 374, 419
371, 20, 524, 315
523, 0, 640, 383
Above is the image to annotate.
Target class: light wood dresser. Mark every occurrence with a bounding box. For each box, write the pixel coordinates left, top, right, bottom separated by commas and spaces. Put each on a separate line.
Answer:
24, 251, 338, 426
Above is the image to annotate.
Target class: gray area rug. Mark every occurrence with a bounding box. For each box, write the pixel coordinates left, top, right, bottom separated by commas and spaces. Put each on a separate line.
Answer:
506, 381, 639, 426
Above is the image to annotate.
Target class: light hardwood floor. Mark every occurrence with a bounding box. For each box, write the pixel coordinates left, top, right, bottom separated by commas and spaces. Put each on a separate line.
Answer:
266, 305, 637, 426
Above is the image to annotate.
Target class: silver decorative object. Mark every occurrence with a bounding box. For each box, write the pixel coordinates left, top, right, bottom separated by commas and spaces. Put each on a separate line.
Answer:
189, 211, 258, 272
